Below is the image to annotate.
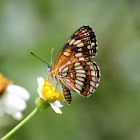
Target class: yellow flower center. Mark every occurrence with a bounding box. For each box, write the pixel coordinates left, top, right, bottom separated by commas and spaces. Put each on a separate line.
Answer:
42, 79, 63, 102
0, 74, 12, 96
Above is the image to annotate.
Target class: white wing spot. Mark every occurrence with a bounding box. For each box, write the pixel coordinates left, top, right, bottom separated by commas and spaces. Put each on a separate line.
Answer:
90, 65, 94, 70
66, 61, 71, 65
75, 80, 83, 86
77, 43, 84, 47
77, 77, 84, 81
87, 62, 91, 65
90, 86, 94, 92
91, 42, 95, 46
76, 70, 85, 73
70, 72, 73, 78
82, 30, 86, 33
73, 40, 81, 45
75, 84, 82, 90
75, 53, 82, 57
89, 50, 92, 54
67, 38, 71, 43
79, 57, 85, 61
84, 33, 89, 36
62, 67, 69, 73
77, 48, 82, 51
63, 52, 70, 56
91, 71, 95, 76
69, 39, 75, 45
96, 83, 99, 87
87, 45, 91, 49
59, 66, 65, 72
90, 81, 95, 87
75, 66, 83, 70
61, 73, 67, 77
76, 73, 86, 77
74, 62, 80, 67
92, 77, 96, 81
65, 78, 70, 83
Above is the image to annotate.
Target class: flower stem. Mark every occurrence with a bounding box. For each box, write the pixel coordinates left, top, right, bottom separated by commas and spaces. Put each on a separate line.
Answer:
1, 107, 39, 140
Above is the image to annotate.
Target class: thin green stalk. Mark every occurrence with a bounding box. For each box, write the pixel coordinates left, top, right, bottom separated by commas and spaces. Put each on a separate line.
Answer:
1, 107, 39, 140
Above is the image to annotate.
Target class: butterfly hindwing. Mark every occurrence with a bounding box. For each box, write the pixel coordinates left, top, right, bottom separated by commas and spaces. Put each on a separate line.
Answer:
59, 60, 100, 97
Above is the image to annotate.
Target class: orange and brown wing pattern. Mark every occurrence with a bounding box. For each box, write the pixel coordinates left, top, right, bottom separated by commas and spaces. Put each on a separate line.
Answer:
51, 25, 100, 104
53, 25, 98, 71
59, 60, 100, 97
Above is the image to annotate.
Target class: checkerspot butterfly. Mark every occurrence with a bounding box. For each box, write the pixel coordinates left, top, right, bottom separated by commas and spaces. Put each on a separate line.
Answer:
49, 25, 101, 104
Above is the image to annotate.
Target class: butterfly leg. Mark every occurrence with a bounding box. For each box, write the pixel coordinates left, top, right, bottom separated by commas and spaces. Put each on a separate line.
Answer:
47, 72, 53, 82
55, 82, 58, 92
48, 76, 53, 82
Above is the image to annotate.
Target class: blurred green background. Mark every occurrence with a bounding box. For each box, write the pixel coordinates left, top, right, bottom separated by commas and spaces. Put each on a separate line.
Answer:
0, 0, 140, 140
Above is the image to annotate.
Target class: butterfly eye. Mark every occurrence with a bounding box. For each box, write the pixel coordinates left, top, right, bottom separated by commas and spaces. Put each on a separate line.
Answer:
48, 67, 52, 72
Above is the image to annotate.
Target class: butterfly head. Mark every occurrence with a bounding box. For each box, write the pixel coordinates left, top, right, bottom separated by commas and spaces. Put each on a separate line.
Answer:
47, 66, 52, 73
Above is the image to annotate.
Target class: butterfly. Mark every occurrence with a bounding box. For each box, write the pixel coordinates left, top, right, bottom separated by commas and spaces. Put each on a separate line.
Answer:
49, 25, 101, 104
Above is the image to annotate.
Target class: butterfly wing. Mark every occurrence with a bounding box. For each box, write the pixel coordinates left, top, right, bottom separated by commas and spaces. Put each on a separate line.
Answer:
52, 25, 98, 71
51, 25, 100, 104
59, 60, 100, 98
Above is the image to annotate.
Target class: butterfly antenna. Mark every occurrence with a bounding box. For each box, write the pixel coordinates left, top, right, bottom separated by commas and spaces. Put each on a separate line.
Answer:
30, 52, 50, 67
51, 48, 54, 67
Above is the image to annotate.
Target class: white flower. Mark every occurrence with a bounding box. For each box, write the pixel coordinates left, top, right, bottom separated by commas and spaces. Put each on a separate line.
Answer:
0, 84, 30, 120
49, 100, 63, 114
37, 77, 63, 114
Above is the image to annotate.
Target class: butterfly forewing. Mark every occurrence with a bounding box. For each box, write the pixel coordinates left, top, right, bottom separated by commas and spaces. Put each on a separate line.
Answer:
53, 26, 98, 71
50, 25, 100, 104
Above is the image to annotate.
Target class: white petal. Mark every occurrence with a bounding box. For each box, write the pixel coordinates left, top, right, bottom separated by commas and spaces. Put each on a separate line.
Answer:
6, 84, 30, 100
12, 112, 22, 120
53, 100, 63, 108
37, 77, 44, 88
50, 102, 62, 114
2, 93, 27, 112
37, 77, 44, 99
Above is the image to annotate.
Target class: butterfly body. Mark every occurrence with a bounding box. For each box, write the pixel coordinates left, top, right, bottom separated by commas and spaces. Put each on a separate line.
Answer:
49, 25, 101, 104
